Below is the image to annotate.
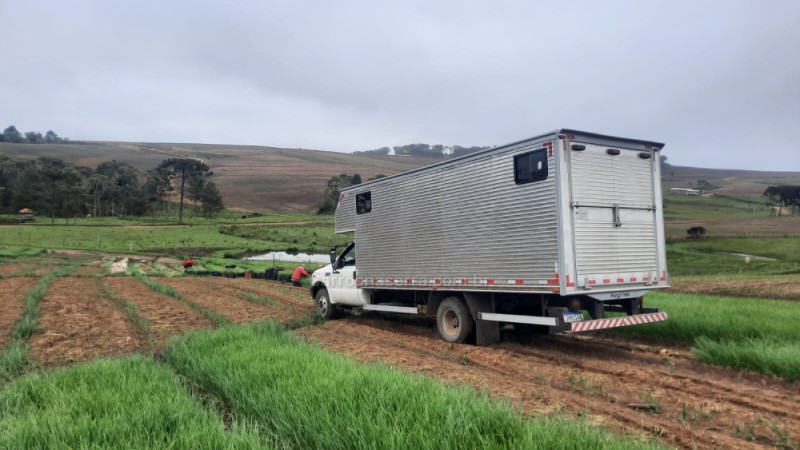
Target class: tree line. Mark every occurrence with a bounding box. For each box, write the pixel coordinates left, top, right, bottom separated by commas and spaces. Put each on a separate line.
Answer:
0, 153, 223, 223
354, 143, 491, 158
763, 185, 800, 216
0, 125, 67, 144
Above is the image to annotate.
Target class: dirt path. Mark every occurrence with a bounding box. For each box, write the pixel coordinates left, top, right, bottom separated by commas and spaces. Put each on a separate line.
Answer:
158, 278, 313, 325
296, 316, 799, 449
29, 278, 148, 366
104, 278, 216, 346
0, 278, 37, 347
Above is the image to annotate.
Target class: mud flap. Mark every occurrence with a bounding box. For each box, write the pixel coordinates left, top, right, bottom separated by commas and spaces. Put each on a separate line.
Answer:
464, 293, 500, 345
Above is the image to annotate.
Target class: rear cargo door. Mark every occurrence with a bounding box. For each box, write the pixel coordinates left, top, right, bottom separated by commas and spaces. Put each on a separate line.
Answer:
568, 143, 658, 286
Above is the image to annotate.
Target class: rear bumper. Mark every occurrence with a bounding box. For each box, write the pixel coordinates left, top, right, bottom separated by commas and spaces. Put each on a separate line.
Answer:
569, 312, 668, 332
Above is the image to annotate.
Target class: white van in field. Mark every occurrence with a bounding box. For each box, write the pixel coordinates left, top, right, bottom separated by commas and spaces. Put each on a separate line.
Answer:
311, 129, 669, 344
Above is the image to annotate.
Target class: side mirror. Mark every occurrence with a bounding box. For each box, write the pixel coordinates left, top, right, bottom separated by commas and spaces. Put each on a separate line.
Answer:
330, 248, 337, 264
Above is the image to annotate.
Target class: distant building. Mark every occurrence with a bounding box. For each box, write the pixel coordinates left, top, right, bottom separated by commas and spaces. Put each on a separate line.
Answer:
669, 188, 703, 196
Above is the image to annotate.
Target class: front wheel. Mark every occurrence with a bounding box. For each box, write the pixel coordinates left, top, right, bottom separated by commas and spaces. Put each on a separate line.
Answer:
436, 297, 474, 343
315, 288, 337, 320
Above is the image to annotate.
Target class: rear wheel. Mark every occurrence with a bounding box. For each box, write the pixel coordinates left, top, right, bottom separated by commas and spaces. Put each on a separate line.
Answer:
436, 297, 474, 343
315, 288, 337, 320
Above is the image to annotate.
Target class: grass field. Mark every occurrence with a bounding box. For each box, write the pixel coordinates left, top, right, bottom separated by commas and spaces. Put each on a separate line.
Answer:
667, 237, 800, 277
618, 292, 800, 380
0, 212, 342, 258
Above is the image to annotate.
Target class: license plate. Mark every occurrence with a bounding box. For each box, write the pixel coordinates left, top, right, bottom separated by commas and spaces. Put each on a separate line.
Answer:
563, 312, 584, 323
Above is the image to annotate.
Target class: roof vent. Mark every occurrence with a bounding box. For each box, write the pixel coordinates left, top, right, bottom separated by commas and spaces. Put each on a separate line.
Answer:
571, 144, 586, 151
638, 152, 652, 159
606, 149, 620, 155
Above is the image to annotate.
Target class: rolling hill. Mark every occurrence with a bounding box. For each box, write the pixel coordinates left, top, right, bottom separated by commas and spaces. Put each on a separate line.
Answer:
0, 141, 434, 213
1, 141, 799, 219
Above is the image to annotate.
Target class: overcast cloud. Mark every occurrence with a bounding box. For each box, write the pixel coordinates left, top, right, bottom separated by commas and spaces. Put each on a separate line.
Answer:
1, 1, 798, 170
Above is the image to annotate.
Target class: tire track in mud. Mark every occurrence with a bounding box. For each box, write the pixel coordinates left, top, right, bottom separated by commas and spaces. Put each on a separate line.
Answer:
29, 278, 148, 366
506, 337, 800, 424
0, 278, 37, 347
104, 277, 216, 346
296, 315, 799, 450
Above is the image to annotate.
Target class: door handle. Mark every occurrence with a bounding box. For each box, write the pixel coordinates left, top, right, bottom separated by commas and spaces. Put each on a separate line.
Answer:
613, 204, 622, 227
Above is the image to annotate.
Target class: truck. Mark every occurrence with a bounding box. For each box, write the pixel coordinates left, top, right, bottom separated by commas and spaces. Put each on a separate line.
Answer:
310, 129, 669, 344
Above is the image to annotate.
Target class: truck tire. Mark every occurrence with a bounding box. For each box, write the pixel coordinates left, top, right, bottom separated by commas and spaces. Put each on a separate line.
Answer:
315, 288, 337, 320
436, 297, 474, 343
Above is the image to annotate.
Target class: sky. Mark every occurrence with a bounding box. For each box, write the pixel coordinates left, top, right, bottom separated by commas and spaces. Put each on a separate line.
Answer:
1, 1, 798, 171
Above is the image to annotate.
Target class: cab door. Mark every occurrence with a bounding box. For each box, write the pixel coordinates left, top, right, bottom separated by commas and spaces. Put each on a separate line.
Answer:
327, 244, 365, 305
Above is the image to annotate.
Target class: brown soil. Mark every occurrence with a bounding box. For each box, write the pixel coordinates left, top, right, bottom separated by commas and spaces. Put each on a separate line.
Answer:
104, 278, 215, 346
72, 265, 105, 276
0, 278, 37, 346
205, 278, 313, 311
296, 315, 800, 450
670, 276, 800, 301
29, 278, 148, 366
0, 263, 35, 276
158, 278, 314, 325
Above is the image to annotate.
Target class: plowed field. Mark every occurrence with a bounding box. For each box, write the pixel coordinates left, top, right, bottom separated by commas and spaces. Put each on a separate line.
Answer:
0, 278, 36, 346
297, 315, 800, 450
29, 278, 148, 366
104, 278, 216, 346
0, 263, 35, 276
158, 278, 314, 325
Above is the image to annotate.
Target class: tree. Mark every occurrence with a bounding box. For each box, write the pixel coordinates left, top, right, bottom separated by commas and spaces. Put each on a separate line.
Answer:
353, 147, 390, 156
44, 130, 60, 143
451, 145, 490, 157
763, 185, 800, 217
157, 158, 211, 223
686, 226, 706, 239
317, 173, 358, 214
199, 182, 224, 217
3, 126, 23, 143
143, 168, 172, 215
24, 131, 43, 143
96, 161, 140, 216
696, 179, 717, 191
367, 174, 386, 181
351, 174, 362, 185
87, 174, 108, 217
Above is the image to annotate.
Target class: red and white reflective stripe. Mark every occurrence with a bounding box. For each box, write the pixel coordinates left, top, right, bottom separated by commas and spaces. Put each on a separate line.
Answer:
571, 312, 668, 332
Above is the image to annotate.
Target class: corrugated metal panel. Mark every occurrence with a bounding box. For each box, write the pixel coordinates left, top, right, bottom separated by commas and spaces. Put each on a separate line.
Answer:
334, 192, 356, 233
352, 140, 560, 289
569, 144, 658, 277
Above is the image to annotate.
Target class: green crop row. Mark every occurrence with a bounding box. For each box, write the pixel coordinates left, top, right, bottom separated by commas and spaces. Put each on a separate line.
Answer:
615, 292, 800, 380
166, 322, 664, 450
0, 356, 265, 448
0, 247, 45, 258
